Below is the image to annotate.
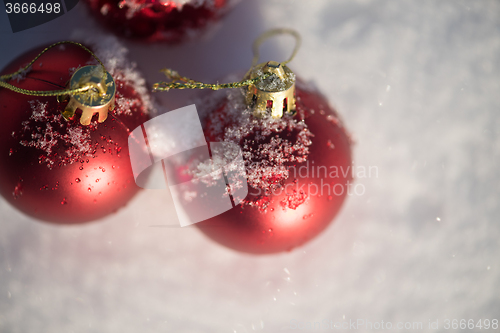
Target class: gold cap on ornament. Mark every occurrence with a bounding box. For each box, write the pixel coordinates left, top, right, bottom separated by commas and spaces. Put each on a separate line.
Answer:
61, 65, 116, 126
245, 60, 296, 118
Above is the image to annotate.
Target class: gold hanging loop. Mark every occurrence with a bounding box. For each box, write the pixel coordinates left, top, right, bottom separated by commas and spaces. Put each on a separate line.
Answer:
251, 28, 302, 68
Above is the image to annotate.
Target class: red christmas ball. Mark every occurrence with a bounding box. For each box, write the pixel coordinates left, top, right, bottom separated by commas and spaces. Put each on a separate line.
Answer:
180, 79, 353, 254
0, 41, 152, 224
84, 0, 235, 42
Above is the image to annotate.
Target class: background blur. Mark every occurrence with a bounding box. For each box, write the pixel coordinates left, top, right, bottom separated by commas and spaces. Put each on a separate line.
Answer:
1, 0, 499, 332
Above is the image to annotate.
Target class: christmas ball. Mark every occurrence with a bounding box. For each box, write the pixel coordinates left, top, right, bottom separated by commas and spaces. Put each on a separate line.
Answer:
178, 77, 353, 254
0, 39, 152, 224
84, 0, 236, 42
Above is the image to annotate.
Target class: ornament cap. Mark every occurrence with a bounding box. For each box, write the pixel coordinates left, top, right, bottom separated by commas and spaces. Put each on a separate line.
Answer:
62, 65, 116, 126
245, 61, 296, 119
263, 61, 286, 81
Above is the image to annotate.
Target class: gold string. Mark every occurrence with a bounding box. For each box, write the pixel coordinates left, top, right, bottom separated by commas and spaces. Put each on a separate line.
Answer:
153, 69, 271, 92
0, 41, 106, 97
153, 28, 302, 93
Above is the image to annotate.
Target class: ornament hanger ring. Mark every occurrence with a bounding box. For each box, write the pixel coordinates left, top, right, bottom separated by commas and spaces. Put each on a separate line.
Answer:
251, 28, 302, 68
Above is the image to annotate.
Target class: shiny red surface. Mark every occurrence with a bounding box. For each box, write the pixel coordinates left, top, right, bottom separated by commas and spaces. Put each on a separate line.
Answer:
0, 44, 150, 224
194, 84, 353, 254
84, 0, 230, 42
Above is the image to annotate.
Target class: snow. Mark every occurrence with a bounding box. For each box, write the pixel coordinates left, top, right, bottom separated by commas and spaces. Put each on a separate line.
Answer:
16, 100, 94, 168
0, 0, 499, 332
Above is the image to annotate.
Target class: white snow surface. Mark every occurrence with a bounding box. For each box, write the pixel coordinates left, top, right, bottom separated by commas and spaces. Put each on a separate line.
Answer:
0, 1, 499, 332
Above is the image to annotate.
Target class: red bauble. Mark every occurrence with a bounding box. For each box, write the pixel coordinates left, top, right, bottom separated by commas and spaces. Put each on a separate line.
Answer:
84, 0, 234, 42
186, 80, 353, 254
0, 41, 151, 224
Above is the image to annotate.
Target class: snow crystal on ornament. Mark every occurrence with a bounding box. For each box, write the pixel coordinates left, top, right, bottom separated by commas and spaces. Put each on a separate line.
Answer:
253, 67, 296, 92
118, 0, 215, 20
11, 65, 32, 83
66, 127, 92, 155
114, 91, 141, 116
195, 86, 313, 203
15, 101, 94, 169
160, 0, 193, 7
159, 0, 225, 10
118, 0, 146, 19
280, 189, 308, 210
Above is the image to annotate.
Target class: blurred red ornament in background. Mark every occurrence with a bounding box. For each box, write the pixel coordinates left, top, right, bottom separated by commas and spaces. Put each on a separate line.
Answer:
0, 41, 151, 224
84, 0, 234, 42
